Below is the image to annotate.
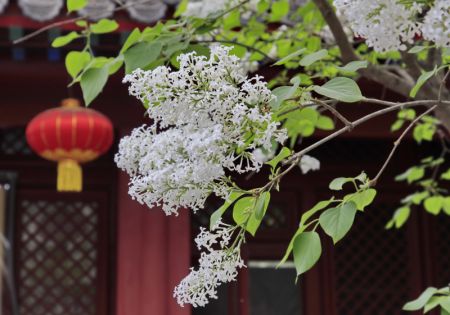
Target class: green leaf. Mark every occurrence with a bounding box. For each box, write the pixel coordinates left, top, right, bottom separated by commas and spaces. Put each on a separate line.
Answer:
394, 206, 410, 228
391, 120, 405, 132
280, 198, 336, 267
424, 296, 443, 313
269, 77, 300, 110
443, 197, 450, 215
316, 115, 335, 130
441, 168, 450, 180
299, 49, 328, 67
90, 19, 119, 34
51, 32, 80, 48
313, 77, 363, 103
410, 67, 437, 98
345, 189, 377, 211
76, 20, 87, 27
408, 46, 428, 54
233, 197, 256, 226
329, 177, 353, 191
65, 51, 91, 79
266, 147, 291, 169
336, 60, 368, 72
398, 109, 416, 120
67, 0, 87, 12
174, 0, 188, 17
293, 231, 322, 276
440, 297, 450, 313
424, 196, 444, 215
270, 0, 290, 21
223, 10, 241, 30
120, 28, 142, 54
124, 42, 162, 73
255, 192, 271, 220
300, 198, 336, 227
80, 67, 109, 106
395, 167, 425, 184
274, 48, 306, 66
210, 192, 245, 229
403, 287, 438, 311
319, 201, 357, 243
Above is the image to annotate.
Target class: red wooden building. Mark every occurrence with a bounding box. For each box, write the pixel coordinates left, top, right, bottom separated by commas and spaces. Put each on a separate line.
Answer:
0, 3, 449, 315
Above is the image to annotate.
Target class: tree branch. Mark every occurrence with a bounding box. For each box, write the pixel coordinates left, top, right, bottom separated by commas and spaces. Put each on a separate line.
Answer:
312, 0, 358, 64
369, 104, 438, 186
313, 98, 353, 128
285, 99, 444, 166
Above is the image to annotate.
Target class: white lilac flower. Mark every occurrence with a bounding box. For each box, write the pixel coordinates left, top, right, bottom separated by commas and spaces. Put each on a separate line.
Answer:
333, 0, 423, 52
117, 46, 286, 215
174, 221, 245, 307
299, 155, 321, 174
422, 0, 450, 48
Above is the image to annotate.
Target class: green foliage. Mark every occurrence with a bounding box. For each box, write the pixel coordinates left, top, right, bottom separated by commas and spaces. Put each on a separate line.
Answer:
210, 191, 245, 229
65, 51, 91, 79
269, 77, 301, 110
232, 192, 271, 236
124, 42, 162, 73
299, 49, 328, 67
319, 201, 357, 243
80, 67, 109, 106
313, 77, 364, 103
51, 32, 80, 48
266, 147, 291, 170
90, 19, 119, 34
404, 287, 450, 314
280, 172, 376, 277
293, 231, 321, 276
67, 0, 87, 12
336, 60, 368, 73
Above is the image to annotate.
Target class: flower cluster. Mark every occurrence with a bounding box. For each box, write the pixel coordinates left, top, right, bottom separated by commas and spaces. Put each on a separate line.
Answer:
299, 155, 321, 174
334, 0, 450, 51
116, 46, 286, 215
174, 221, 245, 307
333, 0, 423, 52
422, 0, 450, 48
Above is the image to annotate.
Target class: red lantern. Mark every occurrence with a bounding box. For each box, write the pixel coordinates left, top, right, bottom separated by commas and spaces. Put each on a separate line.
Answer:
26, 98, 114, 192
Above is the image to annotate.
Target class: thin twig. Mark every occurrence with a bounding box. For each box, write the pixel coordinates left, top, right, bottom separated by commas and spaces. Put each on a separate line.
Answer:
438, 68, 450, 103
363, 98, 450, 107
369, 105, 438, 187
285, 99, 443, 165
313, 98, 352, 128
13, 0, 158, 45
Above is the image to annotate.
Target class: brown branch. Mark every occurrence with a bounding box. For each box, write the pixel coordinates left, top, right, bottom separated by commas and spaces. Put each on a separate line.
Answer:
312, 98, 353, 128
369, 104, 438, 186
312, 0, 358, 64
285, 99, 443, 166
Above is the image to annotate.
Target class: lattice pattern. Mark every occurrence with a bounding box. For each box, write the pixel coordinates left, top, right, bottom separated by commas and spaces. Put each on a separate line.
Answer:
436, 217, 450, 287
334, 202, 410, 315
17, 199, 99, 315
0, 128, 33, 156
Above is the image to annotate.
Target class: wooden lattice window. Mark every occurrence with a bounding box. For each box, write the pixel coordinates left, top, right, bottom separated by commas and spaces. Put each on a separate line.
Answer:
435, 216, 450, 288
15, 191, 109, 315
333, 201, 413, 315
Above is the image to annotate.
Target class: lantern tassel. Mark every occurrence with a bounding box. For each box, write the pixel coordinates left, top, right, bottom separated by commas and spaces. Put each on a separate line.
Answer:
57, 160, 82, 192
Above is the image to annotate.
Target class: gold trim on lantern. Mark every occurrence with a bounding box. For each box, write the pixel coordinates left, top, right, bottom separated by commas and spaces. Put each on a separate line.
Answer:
41, 149, 100, 163
57, 159, 82, 192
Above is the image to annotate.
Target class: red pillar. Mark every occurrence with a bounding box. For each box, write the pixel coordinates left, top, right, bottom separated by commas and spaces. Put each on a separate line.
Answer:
116, 169, 191, 315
